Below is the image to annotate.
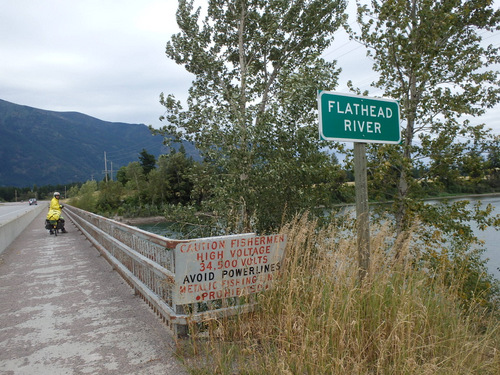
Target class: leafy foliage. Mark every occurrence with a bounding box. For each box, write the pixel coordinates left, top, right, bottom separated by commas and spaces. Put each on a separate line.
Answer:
155, 0, 349, 233
68, 180, 98, 212
96, 180, 124, 213
138, 148, 157, 176
354, 0, 500, 231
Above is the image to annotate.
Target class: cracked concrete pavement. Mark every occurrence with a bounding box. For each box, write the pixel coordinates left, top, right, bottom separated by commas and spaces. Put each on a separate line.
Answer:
0, 210, 188, 375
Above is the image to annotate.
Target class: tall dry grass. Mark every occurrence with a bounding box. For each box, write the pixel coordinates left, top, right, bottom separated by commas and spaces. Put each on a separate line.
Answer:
180, 214, 500, 374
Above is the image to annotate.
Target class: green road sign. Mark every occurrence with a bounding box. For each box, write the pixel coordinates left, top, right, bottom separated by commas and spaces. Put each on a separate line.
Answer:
318, 91, 400, 144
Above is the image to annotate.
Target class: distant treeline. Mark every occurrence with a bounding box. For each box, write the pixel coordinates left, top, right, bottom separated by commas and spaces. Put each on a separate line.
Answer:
0, 182, 83, 202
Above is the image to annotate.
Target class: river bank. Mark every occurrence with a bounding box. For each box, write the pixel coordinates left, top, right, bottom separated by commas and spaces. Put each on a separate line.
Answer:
113, 215, 167, 226
126, 194, 500, 280
368, 191, 500, 206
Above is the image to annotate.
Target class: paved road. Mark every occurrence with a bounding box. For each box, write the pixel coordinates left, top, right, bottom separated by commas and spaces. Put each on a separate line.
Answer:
0, 210, 188, 375
0, 202, 44, 227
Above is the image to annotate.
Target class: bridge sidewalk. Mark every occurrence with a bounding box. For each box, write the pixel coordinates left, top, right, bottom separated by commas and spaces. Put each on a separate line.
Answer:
0, 210, 188, 375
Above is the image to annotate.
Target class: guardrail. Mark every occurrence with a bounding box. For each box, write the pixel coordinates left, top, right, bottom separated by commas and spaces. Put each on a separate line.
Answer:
64, 205, 255, 337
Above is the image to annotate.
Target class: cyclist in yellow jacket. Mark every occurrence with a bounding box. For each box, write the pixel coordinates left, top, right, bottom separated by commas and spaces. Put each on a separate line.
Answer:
46, 192, 67, 234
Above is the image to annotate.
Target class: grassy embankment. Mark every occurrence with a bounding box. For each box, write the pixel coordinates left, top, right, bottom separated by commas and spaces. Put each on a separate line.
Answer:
177, 214, 500, 374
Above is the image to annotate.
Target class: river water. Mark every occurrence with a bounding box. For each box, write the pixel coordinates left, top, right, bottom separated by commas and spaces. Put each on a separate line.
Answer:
137, 195, 500, 280
432, 195, 500, 280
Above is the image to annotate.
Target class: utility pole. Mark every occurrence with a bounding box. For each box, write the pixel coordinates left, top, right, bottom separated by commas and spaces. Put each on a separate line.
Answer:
104, 151, 108, 182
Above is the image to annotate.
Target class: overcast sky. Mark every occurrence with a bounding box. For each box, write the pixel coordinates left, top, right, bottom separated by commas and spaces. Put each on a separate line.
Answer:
1, 0, 499, 134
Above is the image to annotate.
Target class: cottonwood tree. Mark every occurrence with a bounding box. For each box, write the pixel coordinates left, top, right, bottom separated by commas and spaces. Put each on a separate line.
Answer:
355, 0, 500, 232
354, 0, 500, 308
155, 0, 348, 233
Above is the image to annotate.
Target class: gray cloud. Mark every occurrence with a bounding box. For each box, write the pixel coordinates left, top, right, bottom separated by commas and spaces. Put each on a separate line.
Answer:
1, 0, 498, 134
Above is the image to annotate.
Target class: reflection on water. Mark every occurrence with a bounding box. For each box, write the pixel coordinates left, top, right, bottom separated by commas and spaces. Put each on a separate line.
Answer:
137, 195, 500, 279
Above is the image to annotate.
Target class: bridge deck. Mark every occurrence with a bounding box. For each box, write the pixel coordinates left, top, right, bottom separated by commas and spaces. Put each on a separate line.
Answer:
0, 210, 187, 375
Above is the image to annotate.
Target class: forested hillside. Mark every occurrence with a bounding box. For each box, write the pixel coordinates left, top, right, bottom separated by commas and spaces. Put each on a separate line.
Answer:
0, 99, 196, 187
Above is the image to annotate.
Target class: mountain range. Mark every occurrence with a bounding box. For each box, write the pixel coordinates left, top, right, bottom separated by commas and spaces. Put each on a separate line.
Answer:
0, 99, 196, 187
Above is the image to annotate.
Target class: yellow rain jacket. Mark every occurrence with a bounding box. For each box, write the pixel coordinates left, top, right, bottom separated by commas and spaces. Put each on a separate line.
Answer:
46, 209, 61, 221
49, 197, 62, 212
46, 197, 63, 221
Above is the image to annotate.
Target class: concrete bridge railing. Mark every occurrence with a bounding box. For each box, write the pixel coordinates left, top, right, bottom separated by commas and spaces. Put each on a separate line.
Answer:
0, 203, 46, 254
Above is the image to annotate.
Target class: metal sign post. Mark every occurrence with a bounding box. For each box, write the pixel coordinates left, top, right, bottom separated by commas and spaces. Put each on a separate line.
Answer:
318, 91, 400, 280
